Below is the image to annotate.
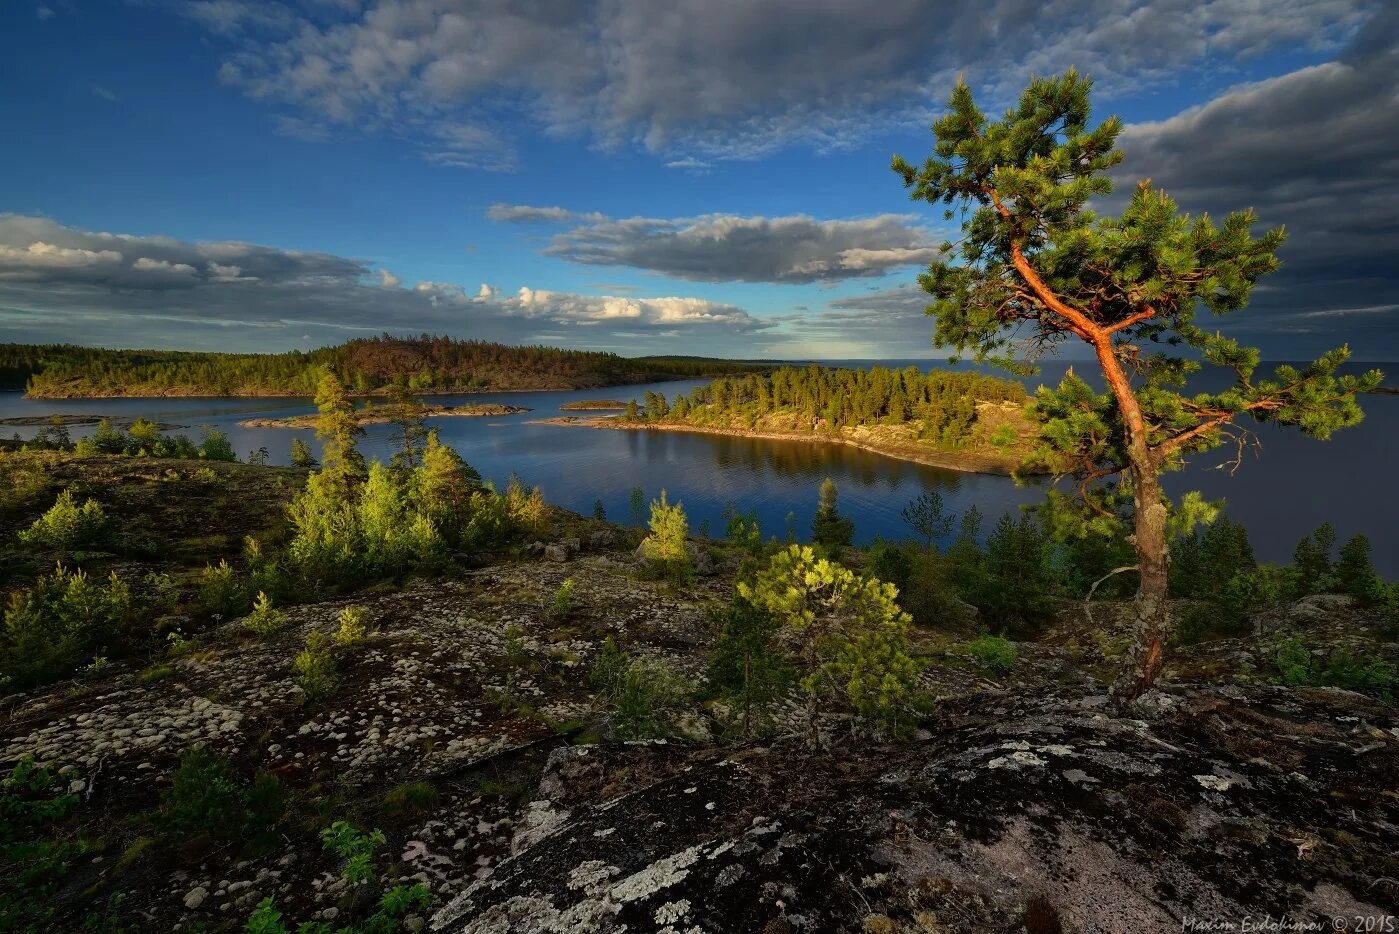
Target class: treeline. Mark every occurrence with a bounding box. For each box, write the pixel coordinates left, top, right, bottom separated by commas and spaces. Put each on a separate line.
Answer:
623, 365, 1027, 447
0, 335, 772, 397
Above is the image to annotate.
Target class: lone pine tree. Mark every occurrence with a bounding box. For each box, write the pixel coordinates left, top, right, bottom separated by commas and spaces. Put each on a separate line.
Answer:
894, 70, 1381, 701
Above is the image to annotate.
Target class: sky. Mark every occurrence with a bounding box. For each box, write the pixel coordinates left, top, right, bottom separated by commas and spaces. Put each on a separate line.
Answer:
0, 0, 1395, 361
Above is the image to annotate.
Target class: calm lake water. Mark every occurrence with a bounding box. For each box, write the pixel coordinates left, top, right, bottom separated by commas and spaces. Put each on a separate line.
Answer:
2, 360, 1395, 575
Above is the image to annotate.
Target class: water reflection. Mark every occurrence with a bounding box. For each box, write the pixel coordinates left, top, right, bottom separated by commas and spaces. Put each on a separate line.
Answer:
1, 360, 1394, 574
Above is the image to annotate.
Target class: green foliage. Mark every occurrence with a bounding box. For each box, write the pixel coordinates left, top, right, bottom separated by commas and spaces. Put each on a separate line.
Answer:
1274, 638, 1396, 697
589, 638, 691, 740
965, 633, 1017, 675
723, 506, 764, 558
1293, 522, 1337, 595
592, 499, 607, 521
739, 545, 921, 742
811, 477, 854, 550
956, 512, 1054, 628
3, 337, 769, 398
321, 821, 385, 885
0, 452, 54, 511
624, 364, 1024, 446
289, 437, 318, 469
195, 559, 247, 620
549, 579, 577, 619
504, 475, 548, 537
704, 597, 791, 737
244, 591, 287, 638
199, 428, 237, 462
1, 756, 83, 932
314, 370, 367, 485
381, 781, 440, 818
334, 606, 369, 647
294, 631, 337, 701
247, 818, 430, 933
893, 70, 1379, 678
638, 490, 692, 581
2, 564, 132, 691
18, 489, 111, 552
628, 486, 645, 525
901, 490, 954, 551
1336, 533, 1384, 605
385, 380, 430, 470
161, 747, 284, 850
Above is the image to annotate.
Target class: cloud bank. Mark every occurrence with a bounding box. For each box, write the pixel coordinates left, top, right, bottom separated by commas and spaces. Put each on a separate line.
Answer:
490, 207, 940, 284
0, 214, 769, 352
200, 0, 1375, 164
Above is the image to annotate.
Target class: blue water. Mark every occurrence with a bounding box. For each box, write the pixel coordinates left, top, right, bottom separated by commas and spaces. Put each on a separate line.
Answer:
2, 360, 1394, 575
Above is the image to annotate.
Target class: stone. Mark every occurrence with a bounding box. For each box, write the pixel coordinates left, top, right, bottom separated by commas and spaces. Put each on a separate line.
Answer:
183, 886, 208, 910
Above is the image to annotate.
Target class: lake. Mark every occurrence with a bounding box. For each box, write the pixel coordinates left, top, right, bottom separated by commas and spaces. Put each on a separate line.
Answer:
2, 360, 1395, 575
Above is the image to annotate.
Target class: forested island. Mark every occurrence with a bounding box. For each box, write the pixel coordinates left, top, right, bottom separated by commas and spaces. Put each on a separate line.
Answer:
546, 365, 1035, 474
0, 336, 774, 398
238, 402, 531, 429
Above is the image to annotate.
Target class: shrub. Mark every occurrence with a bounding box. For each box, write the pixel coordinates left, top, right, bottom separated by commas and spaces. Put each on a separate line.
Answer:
288, 437, 318, 469
161, 747, 284, 850
197, 428, 236, 462
723, 507, 764, 558
244, 591, 286, 638
965, 633, 1017, 674
590, 639, 691, 739
549, 579, 577, 620
18, 490, 111, 552
504, 475, 548, 535
1275, 637, 1396, 696
247, 821, 429, 933
1, 756, 82, 931
194, 559, 246, 620
321, 821, 385, 885
638, 490, 691, 582
294, 631, 337, 701
333, 606, 369, 647
704, 597, 791, 737
739, 545, 921, 744
2, 564, 131, 691
811, 477, 854, 549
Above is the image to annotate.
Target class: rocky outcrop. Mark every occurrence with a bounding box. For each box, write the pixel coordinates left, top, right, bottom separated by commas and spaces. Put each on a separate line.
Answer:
435, 685, 1399, 932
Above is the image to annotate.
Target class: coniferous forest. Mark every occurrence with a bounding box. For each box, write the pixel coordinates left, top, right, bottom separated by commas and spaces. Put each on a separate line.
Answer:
0, 336, 773, 397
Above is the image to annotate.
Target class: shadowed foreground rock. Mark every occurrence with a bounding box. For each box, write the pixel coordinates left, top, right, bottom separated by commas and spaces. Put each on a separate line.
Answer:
435, 685, 1398, 932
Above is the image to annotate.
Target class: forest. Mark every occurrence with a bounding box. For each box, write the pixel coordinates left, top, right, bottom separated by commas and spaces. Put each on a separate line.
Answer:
620, 364, 1029, 449
0, 335, 774, 397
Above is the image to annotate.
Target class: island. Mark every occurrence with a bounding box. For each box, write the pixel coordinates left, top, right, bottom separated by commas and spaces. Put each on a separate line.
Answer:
558, 399, 630, 411
541, 365, 1036, 475
238, 402, 531, 429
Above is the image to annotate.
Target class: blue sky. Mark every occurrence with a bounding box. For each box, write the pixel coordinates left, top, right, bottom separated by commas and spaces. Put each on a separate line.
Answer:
1, 1, 1394, 359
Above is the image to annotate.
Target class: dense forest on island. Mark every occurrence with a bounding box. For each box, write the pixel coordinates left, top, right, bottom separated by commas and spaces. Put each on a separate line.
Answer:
0, 335, 775, 398
598, 365, 1033, 470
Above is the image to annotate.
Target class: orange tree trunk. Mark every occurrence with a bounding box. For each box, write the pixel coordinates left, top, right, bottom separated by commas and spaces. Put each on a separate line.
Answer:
1093, 339, 1172, 703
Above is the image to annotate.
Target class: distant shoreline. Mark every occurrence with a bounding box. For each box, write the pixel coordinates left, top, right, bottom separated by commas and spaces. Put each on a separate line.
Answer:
534, 414, 1026, 476
240, 403, 531, 429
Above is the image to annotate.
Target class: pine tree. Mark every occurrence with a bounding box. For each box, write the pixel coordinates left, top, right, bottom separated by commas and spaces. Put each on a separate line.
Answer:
289, 437, 319, 469
386, 379, 429, 470
738, 545, 919, 745
1336, 533, 1383, 604
314, 370, 365, 488
894, 71, 1381, 700
811, 477, 855, 549
901, 490, 955, 552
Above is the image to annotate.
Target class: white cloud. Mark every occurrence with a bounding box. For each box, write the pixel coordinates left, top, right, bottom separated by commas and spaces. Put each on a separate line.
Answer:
538, 211, 940, 283
0, 214, 771, 351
